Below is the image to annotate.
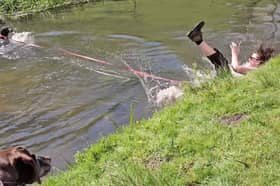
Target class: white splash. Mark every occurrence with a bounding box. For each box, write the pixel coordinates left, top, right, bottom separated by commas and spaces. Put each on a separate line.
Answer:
155, 86, 184, 107
11, 32, 34, 43
183, 64, 215, 86
0, 32, 36, 59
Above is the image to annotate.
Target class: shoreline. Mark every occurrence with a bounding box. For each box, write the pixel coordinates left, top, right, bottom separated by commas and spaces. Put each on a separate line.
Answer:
42, 56, 280, 185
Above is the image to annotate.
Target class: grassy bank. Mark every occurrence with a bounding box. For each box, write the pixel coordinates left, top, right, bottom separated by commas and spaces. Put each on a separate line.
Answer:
0, 0, 104, 18
42, 56, 280, 185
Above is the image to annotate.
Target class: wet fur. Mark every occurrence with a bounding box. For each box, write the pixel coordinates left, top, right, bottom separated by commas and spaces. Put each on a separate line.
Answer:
0, 147, 51, 186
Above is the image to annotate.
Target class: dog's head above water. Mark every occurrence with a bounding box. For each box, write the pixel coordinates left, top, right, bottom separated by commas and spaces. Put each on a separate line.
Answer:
0, 146, 51, 186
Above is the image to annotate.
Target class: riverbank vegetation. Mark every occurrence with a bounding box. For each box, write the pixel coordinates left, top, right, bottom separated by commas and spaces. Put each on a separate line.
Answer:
0, 0, 103, 18
42, 56, 280, 185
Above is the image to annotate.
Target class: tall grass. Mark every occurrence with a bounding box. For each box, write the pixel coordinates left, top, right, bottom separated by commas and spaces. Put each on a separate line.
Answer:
0, 0, 101, 16
0, 0, 62, 14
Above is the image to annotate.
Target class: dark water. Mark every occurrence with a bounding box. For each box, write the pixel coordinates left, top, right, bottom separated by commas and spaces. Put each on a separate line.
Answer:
1, 0, 280, 170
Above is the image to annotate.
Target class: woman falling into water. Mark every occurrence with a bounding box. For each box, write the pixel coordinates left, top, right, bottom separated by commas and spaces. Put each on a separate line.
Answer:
187, 21, 275, 75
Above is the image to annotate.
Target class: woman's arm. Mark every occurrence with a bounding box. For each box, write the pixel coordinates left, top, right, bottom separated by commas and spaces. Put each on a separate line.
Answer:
230, 42, 252, 75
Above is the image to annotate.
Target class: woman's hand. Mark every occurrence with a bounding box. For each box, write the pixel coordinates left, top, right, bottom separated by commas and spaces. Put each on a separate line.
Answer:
230, 41, 240, 56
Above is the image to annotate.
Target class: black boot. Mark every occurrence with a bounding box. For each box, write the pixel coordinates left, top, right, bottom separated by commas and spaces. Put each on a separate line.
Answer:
187, 21, 205, 45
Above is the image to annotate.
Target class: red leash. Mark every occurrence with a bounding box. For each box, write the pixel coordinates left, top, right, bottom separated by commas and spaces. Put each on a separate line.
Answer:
10, 38, 182, 85
125, 66, 181, 84
58, 48, 111, 65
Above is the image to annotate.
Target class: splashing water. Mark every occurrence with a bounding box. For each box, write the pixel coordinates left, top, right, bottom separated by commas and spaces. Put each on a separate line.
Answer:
182, 63, 215, 87
0, 32, 36, 59
68, 49, 185, 108
1, 32, 207, 109
11, 32, 34, 43
155, 86, 184, 107
118, 51, 185, 108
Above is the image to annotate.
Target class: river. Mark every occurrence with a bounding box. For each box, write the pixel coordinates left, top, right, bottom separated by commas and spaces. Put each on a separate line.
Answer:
1, 0, 280, 170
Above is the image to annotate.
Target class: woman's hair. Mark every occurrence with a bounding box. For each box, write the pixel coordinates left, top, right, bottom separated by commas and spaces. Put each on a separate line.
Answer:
256, 44, 274, 64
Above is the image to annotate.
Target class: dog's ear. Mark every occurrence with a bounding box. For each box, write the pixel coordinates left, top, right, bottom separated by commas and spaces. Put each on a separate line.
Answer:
10, 147, 41, 184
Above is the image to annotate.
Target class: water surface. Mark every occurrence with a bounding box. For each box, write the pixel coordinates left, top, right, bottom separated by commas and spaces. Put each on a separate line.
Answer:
1, 0, 280, 170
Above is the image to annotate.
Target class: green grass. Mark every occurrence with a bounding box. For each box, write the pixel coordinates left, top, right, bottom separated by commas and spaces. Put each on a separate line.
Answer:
42, 57, 280, 186
0, 0, 102, 17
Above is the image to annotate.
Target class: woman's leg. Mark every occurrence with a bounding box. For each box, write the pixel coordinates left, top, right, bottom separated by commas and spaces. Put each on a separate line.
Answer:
187, 21, 230, 72
198, 41, 216, 57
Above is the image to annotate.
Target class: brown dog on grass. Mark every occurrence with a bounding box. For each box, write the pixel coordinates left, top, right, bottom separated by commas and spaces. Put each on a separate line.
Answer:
0, 146, 51, 186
